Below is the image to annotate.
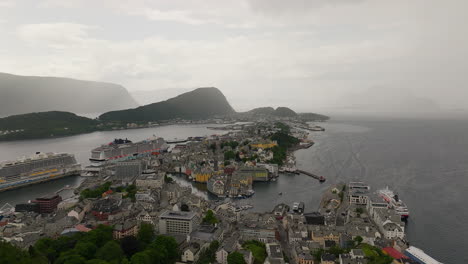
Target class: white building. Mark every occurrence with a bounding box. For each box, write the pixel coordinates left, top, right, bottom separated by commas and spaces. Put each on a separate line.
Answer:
159, 210, 199, 235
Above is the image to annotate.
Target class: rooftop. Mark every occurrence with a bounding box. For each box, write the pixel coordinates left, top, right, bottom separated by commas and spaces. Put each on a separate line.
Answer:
160, 210, 197, 220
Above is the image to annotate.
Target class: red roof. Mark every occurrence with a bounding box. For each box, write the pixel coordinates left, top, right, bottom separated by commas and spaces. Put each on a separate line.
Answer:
383, 247, 408, 259
75, 224, 92, 232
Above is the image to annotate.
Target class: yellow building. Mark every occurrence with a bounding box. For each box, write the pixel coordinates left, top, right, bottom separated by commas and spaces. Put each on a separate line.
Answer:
250, 141, 278, 149
311, 230, 340, 247
194, 173, 212, 183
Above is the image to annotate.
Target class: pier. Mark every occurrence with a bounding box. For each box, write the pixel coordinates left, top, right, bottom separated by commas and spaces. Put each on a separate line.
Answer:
296, 169, 326, 182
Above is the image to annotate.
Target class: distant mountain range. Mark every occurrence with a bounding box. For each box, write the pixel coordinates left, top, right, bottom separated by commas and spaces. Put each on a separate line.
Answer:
0, 72, 138, 116
0, 86, 328, 141
99, 87, 235, 122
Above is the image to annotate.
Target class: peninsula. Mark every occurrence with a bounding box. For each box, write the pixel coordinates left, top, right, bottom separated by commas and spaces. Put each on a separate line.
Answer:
0, 88, 328, 141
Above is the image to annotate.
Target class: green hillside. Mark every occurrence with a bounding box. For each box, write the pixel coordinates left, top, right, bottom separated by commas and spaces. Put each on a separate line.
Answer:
0, 111, 99, 141
100, 87, 235, 122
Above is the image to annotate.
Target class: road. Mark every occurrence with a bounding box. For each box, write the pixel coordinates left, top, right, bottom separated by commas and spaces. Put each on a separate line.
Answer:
276, 219, 296, 264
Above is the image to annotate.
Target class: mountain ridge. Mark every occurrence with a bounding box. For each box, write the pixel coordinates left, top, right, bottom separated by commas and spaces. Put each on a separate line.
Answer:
99, 87, 235, 122
0, 72, 138, 116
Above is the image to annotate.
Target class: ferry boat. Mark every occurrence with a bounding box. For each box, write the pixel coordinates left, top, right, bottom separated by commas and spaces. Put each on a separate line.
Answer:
0, 152, 81, 192
378, 187, 410, 219
89, 136, 168, 166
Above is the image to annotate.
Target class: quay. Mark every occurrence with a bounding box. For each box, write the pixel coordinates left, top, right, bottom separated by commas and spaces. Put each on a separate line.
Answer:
296, 169, 326, 182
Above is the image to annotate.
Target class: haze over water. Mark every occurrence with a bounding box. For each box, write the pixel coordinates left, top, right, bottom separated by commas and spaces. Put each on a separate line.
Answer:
0, 117, 467, 263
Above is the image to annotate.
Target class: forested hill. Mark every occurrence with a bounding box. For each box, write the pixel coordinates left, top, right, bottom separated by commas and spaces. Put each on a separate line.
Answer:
0, 111, 99, 141
245, 106, 329, 121
99, 87, 235, 122
0, 72, 138, 116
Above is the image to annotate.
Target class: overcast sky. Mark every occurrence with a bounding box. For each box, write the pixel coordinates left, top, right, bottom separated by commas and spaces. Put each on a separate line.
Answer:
0, 0, 467, 114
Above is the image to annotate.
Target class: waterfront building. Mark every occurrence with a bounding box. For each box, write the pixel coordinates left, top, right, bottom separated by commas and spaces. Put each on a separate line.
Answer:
257, 163, 279, 177
207, 175, 227, 197
370, 208, 405, 240
349, 187, 370, 205
237, 167, 268, 182
158, 210, 200, 235
193, 169, 213, 183
32, 194, 62, 214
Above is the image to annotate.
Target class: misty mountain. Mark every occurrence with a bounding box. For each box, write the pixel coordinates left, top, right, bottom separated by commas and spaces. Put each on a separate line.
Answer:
131, 88, 190, 105
247, 106, 297, 117
274, 107, 297, 117
100, 87, 235, 122
0, 72, 138, 116
247, 107, 276, 115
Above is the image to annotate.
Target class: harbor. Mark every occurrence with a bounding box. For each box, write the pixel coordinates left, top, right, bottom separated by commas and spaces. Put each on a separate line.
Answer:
0, 118, 464, 263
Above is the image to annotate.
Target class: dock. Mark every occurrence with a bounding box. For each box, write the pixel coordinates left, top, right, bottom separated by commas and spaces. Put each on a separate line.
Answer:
296, 169, 326, 182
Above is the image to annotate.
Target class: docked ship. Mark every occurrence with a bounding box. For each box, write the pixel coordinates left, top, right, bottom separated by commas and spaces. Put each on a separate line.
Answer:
89, 137, 168, 166
378, 187, 410, 219
0, 152, 81, 192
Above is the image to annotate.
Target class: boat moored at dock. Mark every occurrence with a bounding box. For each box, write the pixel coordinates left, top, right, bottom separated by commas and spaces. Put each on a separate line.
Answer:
0, 152, 81, 192
89, 136, 168, 166
378, 187, 410, 219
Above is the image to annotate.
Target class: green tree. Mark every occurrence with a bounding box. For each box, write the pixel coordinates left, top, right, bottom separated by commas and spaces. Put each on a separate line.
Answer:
96, 241, 124, 263
0, 241, 44, 264
202, 210, 218, 225
34, 237, 59, 263
224, 150, 236, 161
120, 236, 141, 258
227, 252, 246, 264
130, 251, 152, 264
84, 225, 113, 248
242, 240, 267, 264
137, 223, 155, 246
196, 240, 219, 264
152, 236, 179, 263
75, 241, 98, 260
354, 236, 363, 246
86, 260, 109, 264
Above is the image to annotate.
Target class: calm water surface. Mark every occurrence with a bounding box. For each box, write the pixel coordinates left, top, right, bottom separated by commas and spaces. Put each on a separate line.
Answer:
1, 118, 467, 263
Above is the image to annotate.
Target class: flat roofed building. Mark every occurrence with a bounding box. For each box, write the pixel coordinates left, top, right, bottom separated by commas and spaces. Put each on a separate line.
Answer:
32, 194, 62, 214
159, 210, 199, 235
